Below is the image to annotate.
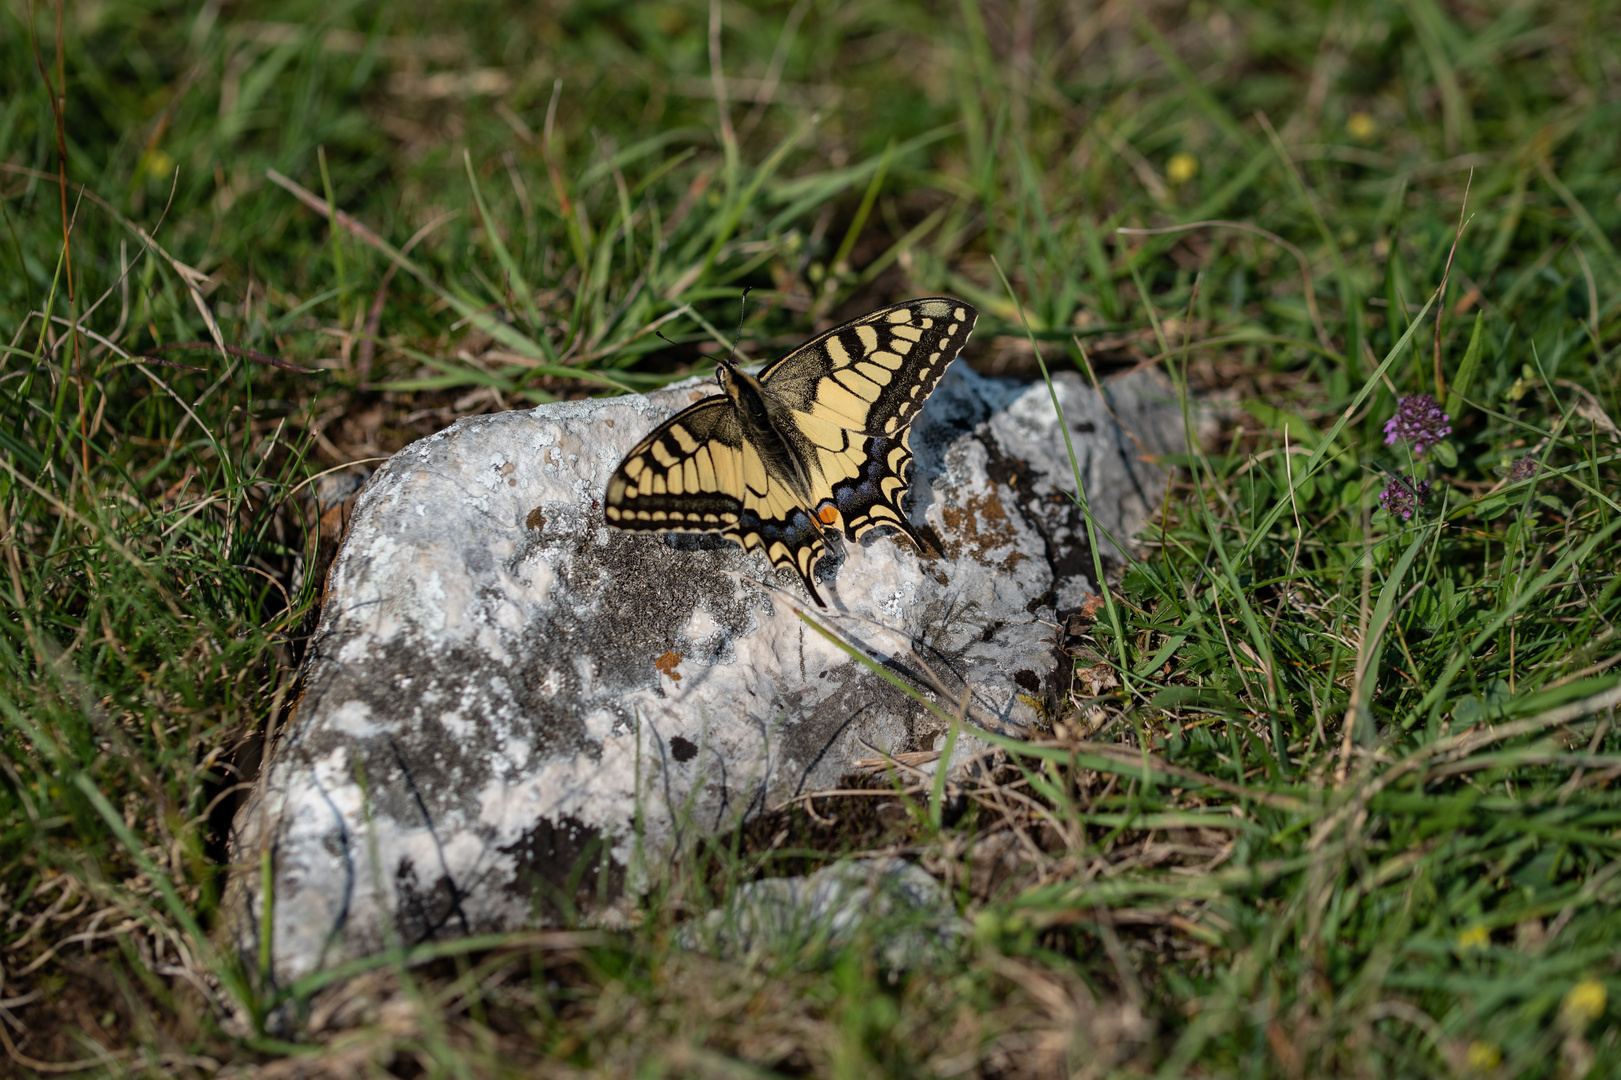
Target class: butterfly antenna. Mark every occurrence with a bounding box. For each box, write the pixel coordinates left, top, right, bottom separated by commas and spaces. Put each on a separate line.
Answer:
718, 286, 752, 372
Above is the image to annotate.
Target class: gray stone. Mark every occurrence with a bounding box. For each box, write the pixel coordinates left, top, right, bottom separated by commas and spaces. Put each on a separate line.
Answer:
678, 857, 961, 969
226, 363, 1185, 989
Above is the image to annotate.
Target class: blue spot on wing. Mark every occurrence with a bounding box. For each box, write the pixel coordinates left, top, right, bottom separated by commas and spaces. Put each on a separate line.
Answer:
736, 505, 818, 546
832, 436, 906, 517
733, 504, 828, 603
835, 480, 877, 512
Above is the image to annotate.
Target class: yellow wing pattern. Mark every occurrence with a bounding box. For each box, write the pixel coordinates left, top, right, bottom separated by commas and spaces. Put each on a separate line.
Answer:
604, 399, 745, 533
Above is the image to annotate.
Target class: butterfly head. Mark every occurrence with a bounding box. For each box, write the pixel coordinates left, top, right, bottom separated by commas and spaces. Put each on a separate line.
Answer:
713, 356, 737, 391
713, 355, 759, 403
713, 288, 752, 394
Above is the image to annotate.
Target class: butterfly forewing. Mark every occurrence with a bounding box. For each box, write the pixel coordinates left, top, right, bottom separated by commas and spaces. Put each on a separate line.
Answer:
604, 399, 831, 601
604, 399, 745, 533
759, 298, 977, 438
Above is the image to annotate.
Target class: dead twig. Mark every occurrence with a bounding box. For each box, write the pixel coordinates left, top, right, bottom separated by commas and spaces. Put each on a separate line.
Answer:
768, 787, 928, 816
149, 341, 319, 374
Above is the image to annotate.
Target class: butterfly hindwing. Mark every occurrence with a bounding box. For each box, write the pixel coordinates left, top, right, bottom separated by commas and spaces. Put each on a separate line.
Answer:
731, 439, 829, 603
759, 297, 977, 438
814, 430, 926, 546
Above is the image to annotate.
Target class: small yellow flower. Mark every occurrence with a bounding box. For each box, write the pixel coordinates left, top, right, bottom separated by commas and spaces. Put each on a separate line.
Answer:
1465, 1040, 1501, 1070
1346, 112, 1377, 140
1457, 924, 1490, 952
1166, 152, 1199, 185
1562, 979, 1607, 1027
654, 5, 687, 35
139, 148, 176, 182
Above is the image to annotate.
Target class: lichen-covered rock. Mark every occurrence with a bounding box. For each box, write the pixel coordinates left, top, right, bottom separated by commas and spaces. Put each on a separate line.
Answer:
227, 364, 1185, 988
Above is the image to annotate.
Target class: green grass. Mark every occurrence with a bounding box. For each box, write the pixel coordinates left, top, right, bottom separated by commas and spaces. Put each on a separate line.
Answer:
3, 0, 1620, 1075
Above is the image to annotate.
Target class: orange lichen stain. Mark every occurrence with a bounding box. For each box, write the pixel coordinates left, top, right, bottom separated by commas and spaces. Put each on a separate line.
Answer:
654, 650, 683, 681
939, 488, 1025, 572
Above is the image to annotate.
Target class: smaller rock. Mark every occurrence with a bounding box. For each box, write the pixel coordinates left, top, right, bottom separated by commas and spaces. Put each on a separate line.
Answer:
679, 858, 960, 969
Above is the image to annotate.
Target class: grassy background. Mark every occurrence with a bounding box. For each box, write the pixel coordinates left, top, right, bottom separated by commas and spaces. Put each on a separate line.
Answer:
2, 0, 1620, 1075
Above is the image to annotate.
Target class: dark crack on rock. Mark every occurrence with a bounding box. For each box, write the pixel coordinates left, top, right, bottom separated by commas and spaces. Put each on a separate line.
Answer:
394, 855, 470, 946
979, 429, 1096, 603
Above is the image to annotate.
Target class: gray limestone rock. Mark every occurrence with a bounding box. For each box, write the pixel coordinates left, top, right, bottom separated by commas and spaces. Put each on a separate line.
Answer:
226, 362, 1186, 989
678, 857, 962, 969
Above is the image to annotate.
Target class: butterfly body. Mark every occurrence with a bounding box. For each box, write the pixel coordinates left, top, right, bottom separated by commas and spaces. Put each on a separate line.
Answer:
715, 362, 818, 506
604, 298, 977, 605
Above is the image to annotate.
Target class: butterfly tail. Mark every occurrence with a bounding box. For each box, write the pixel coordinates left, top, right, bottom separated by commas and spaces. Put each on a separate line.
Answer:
796, 564, 827, 607
892, 512, 934, 558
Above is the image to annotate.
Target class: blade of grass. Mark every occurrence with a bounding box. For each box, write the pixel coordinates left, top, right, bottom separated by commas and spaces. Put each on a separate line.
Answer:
464, 148, 545, 332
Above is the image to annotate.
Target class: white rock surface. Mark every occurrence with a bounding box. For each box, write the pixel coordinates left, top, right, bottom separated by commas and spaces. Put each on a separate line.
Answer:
227, 363, 1185, 989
